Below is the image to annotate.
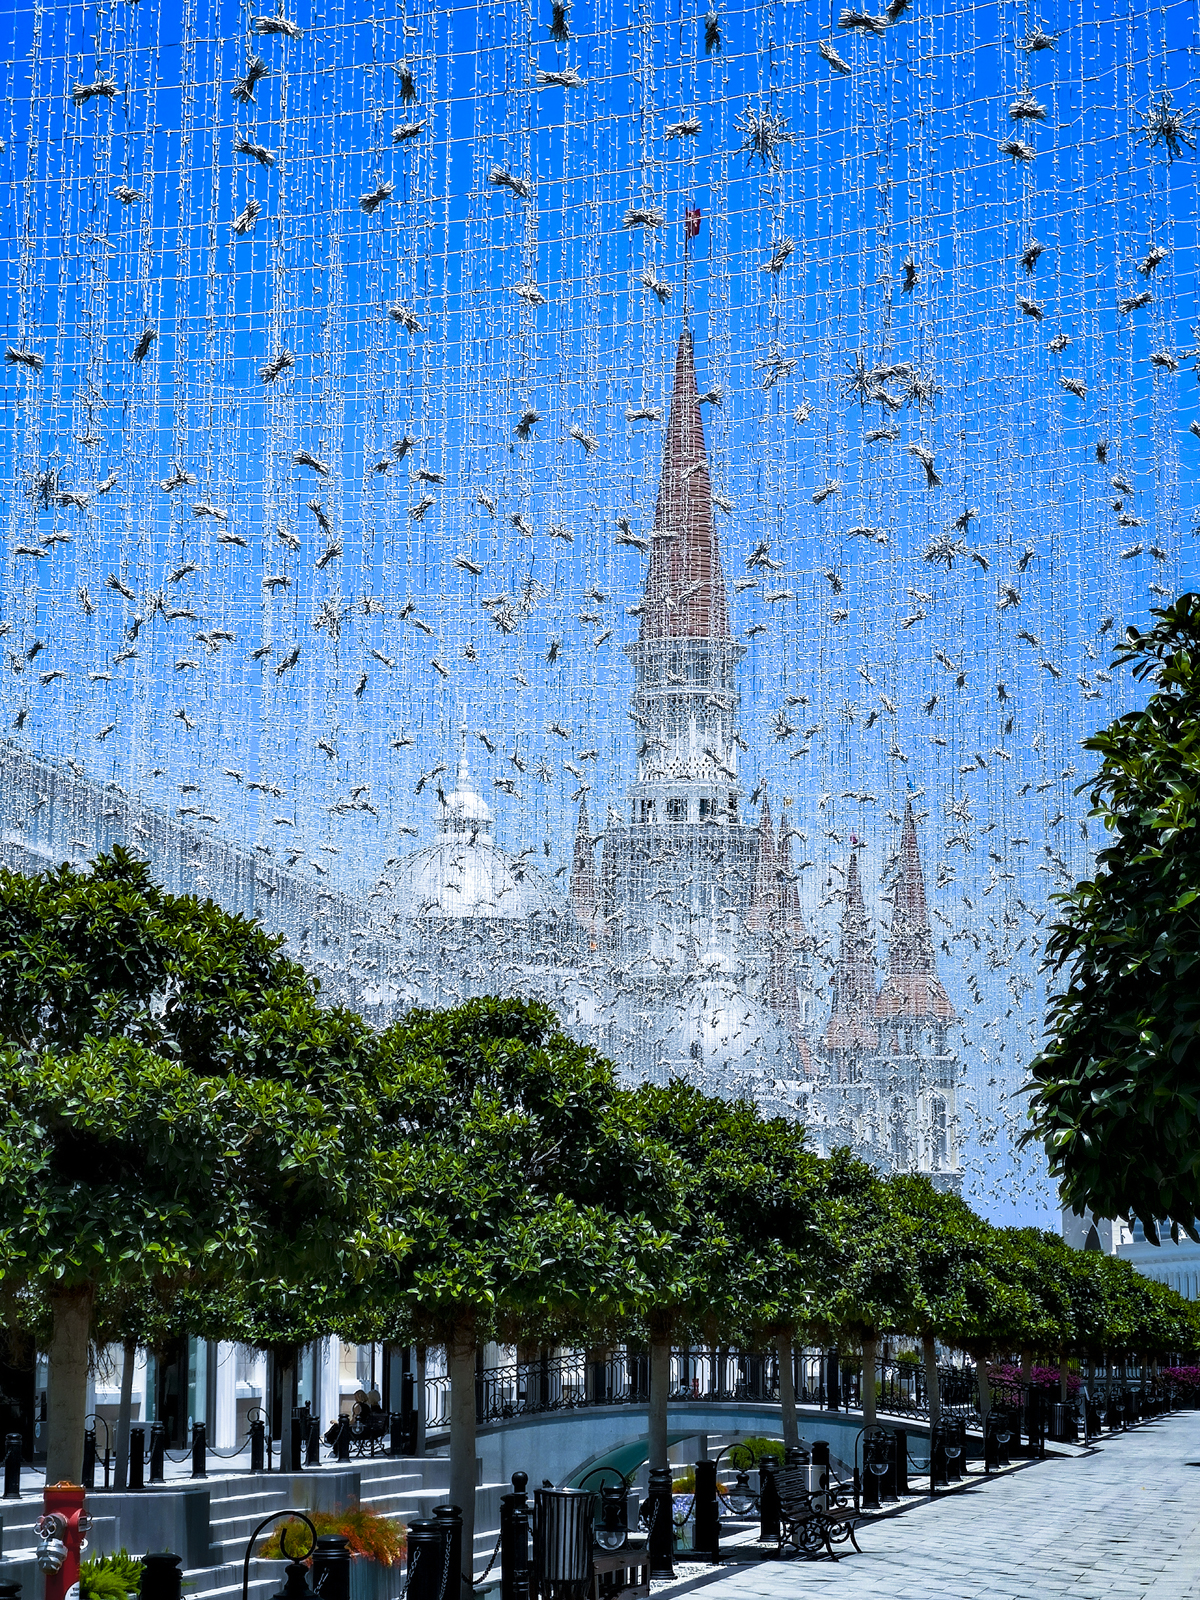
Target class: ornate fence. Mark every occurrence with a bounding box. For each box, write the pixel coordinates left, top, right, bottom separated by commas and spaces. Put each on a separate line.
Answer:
421, 1347, 984, 1432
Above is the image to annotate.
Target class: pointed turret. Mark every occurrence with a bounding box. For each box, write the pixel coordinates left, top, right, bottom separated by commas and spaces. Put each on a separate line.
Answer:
822, 851, 879, 1056
776, 812, 809, 946
744, 797, 777, 934
639, 327, 731, 642
875, 800, 956, 1025
767, 810, 812, 1063
569, 797, 597, 934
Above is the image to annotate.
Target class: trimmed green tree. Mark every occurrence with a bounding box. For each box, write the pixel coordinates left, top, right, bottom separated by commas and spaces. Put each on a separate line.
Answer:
811, 1151, 920, 1429
625, 1081, 824, 1463
371, 998, 673, 1600
0, 850, 385, 1480
1023, 596, 1200, 1239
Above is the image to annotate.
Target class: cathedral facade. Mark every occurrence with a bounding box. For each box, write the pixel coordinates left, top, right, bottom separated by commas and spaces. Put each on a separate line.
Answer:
380, 323, 963, 1190
0, 323, 962, 1192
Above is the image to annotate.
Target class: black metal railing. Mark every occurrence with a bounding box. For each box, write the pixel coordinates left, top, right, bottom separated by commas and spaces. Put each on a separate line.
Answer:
417, 1348, 990, 1431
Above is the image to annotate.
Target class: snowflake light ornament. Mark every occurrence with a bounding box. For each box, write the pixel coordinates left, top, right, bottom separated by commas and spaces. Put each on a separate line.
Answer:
734, 105, 795, 170
1137, 90, 1197, 163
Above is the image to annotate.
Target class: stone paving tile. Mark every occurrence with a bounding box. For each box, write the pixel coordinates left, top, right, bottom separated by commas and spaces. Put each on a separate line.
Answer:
689, 1414, 1200, 1600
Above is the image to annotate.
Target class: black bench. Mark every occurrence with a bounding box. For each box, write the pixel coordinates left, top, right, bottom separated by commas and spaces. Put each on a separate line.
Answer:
349, 1410, 389, 1456
773, 1467, 862, 1561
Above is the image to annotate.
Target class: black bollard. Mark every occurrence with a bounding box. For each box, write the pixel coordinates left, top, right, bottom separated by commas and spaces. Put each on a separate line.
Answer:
405, 1520, 444, 1600
249, 1417, 265, 1473
500, 1471, 531, 1600
141, 1553, 183, 1600
82, 1427, 97, 1491
893, 1428, 908, 1496
646, 1466, 675, 1580
401, 1371, 416, 1454
191, 1420, 207, 1479
388, 1412, 404, 1458
995, 1411, 1013, 1465
758, 1458, 781, 1546
504, 1503, 530, 1600
826, 1348, 841, 1411
149, 1420, 166, 1482
432, 1504, 463, 1600
947, 1418, 965, 1481
0, 1582, 22, 1600
3, 1433, 20, 1499
129, 1425, 146, 1491
928, 1422, 948, 1495
333, 1415, 351, 1463
861, 1431, 885, 1509
693, 1460, 719, 1565
312, 1534, 352, 1600
306, 1413, 322, 1467
289, 1407, 306, 1474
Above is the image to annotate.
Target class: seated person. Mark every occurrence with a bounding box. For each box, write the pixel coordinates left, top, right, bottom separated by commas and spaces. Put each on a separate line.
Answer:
325, 1391, 369, 1443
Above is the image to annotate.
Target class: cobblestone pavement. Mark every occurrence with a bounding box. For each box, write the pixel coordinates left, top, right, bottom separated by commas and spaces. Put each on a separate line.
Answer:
693, 1412, 1200, 1600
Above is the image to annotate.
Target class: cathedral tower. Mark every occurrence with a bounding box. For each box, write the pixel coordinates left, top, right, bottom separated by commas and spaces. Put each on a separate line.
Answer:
597, 325, 763, 970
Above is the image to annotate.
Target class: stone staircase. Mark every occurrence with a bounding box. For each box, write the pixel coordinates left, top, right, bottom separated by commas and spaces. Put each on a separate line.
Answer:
0, 1456, 507, 1600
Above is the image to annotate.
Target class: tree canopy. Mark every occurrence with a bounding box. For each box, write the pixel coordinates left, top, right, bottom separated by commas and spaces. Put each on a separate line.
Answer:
0, 850, 386, 1479
1023, 595, 1200, 1239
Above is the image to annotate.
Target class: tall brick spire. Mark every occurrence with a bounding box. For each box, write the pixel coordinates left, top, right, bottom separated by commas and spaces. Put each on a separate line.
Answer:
640, 326, 731, 642
875, 801, 956, 1025
822, 850, 879, 1055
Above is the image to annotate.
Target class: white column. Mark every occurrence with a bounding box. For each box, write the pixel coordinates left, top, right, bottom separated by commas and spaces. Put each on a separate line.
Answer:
214, 1342, 237, 1449
320, 1336, 341, 1429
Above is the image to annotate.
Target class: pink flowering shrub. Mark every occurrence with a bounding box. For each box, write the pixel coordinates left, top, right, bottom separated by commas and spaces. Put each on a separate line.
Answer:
1163, 1366, 1200, 1395
987, 1364, 1082, 1404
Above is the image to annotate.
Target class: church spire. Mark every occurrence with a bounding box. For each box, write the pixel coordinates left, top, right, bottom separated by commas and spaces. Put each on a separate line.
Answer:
822, 850, 879, 1056
767, 808, 812, 1061
875, 800, 956, 1025
569, 796, 597, 934
744, 796, 777, 933
639, 326, 731, 642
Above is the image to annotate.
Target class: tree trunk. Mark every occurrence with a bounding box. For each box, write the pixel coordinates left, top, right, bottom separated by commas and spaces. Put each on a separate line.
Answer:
976, 1361, 991, 1422
1059, 1352, 1069, 1403
776, 1335, 799, 1450
922, 1335, 940, 1427
648, 1332, 671, 1473
46, 1286, 94, 1483
861, 1336, 878, 1429
415, 1344, 427, 1456
1019, 1350, 1032, 1386
114, 1336, 136, 1490
447, 1323, 477, 1600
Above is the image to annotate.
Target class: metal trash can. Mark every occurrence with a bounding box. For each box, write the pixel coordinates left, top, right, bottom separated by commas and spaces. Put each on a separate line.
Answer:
532, 1487, 594, 1600
809, 1440, 831, 1510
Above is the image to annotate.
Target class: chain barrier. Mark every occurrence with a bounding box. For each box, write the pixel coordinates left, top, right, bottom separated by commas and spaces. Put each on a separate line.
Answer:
471, 1527, 503, 1593
397, 1542, 419, 1600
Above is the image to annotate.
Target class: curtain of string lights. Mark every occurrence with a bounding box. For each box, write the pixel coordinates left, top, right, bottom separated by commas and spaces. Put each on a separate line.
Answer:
1, 0, 1197, 1221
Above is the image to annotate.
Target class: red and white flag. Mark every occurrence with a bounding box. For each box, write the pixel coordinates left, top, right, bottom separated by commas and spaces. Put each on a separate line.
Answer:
685, 205, 702, 239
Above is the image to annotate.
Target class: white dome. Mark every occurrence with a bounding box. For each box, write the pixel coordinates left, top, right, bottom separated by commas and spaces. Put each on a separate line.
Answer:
390, 837, 565, 920
436, 738, 496, 839
387, 726, 567, 922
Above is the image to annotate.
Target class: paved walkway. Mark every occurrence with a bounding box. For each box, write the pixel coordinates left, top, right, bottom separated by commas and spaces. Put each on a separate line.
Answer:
696, 1412, 1200, 1600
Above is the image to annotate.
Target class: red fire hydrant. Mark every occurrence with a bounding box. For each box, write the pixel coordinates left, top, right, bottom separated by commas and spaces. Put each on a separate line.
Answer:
37, 1482, 91, 1600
